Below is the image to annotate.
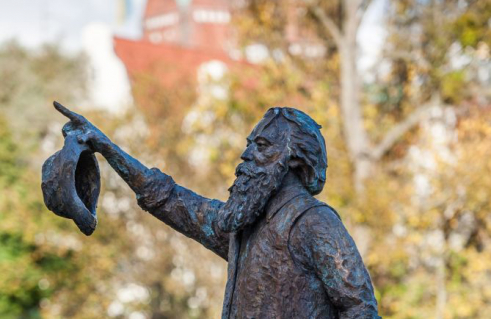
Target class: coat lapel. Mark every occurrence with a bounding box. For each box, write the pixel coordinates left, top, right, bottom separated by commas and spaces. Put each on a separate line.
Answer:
221, 231, 240, 319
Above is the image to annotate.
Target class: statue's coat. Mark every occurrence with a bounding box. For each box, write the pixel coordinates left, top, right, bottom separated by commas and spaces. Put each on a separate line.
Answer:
136, 169, 380, 319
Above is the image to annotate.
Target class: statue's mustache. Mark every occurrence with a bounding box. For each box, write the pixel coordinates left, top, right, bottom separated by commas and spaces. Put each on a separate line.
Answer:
235, 161, 267, 177
227, 161, 263, 193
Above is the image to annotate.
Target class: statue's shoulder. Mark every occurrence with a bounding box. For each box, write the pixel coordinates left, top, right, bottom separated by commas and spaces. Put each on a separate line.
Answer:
293, 199, 343, 233
289, 200, 346, 255
309, 197, 342, 221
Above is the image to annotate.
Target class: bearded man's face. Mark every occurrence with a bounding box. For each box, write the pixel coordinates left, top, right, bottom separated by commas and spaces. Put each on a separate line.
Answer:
218, 115, 291, 233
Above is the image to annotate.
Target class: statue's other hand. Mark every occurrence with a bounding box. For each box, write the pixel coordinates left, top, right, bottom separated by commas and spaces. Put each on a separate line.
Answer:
54, 101, 110, 153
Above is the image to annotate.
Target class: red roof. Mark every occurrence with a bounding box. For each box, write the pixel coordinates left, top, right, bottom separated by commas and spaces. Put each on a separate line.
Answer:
113, 36, 243, 87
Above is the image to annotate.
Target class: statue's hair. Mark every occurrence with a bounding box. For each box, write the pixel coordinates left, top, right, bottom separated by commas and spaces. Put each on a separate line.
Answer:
265, 107, 327, 195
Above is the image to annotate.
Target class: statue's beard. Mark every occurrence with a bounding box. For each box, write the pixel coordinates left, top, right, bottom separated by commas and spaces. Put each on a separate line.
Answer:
218, 158, 288, 233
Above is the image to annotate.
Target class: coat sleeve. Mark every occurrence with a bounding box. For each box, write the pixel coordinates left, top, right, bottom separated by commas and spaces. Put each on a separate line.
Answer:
290, 206, 381, 319
135, 167, 229, 260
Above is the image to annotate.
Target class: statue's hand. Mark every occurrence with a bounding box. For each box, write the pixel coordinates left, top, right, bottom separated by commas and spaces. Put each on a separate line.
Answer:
54, 101, 110, 153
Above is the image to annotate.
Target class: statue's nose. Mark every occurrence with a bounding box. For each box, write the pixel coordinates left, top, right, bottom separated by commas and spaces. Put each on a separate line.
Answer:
240, 145, 254, 161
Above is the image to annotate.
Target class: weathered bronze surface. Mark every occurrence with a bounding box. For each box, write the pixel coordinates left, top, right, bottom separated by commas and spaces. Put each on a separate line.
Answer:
44, 102, 381, 318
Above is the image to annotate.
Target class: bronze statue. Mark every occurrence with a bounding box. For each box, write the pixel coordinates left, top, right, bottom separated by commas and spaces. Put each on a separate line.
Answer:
44, 102, 381, 319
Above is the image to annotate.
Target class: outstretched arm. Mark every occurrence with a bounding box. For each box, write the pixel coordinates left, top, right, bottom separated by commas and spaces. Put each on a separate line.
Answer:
129, 166, 229, 259
290, 206, 381, 319
54, 102, 229, 259
54, 101, 153, 193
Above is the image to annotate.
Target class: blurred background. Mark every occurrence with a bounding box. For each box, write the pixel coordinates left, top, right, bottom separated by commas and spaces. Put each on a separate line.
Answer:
0, 0, 490, 318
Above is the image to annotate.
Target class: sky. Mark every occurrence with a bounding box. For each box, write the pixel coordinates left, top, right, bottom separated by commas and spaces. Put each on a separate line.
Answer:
0, 0, 146, 112
0, 0, 147, 52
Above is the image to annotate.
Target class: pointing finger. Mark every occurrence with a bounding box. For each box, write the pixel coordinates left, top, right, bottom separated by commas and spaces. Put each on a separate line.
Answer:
53, 101, 84, 124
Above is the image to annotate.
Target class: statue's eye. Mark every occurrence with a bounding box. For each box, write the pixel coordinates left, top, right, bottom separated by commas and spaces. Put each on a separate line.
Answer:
253, 137, 270, 151
256, 140, 268, 151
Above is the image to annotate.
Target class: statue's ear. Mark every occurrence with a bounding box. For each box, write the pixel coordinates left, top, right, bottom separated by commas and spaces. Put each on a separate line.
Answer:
288, 157, 315, 189
288, 157, 302, 169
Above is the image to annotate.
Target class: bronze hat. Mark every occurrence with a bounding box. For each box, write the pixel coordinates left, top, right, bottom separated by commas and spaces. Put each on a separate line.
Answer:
41, 131, 100, 236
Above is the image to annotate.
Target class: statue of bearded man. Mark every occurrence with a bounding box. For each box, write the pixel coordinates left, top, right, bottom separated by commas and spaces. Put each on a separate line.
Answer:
56, 103, 381, 319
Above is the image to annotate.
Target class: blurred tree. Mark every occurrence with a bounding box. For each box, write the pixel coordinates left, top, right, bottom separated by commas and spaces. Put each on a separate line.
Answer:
0, 42, 130, 319
372, 1, 491, 318
383, 0, 491, 105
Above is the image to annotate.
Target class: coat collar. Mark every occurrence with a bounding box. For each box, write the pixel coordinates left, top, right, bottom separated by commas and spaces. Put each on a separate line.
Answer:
265, 183, 310, 222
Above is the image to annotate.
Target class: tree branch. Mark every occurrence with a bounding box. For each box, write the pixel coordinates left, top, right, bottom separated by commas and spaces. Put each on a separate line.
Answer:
355, 0, 374, 30
370, 95, 464, 161
357, 0, 373, 13
370, 107, 430, 161
309, 4, 343, 48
